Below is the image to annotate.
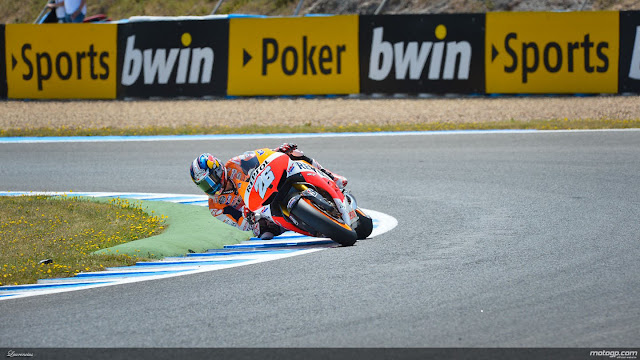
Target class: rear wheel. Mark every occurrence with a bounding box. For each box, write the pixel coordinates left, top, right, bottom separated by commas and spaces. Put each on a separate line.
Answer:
291, 198, 357, 246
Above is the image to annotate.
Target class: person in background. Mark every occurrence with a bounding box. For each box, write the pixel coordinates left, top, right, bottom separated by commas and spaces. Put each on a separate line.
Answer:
46, 0, 67, 23
64, 0, 86, 23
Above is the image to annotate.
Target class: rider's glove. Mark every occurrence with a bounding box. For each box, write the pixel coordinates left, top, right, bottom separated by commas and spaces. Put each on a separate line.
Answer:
243, 207, 261, 237
274, 143, 297, 154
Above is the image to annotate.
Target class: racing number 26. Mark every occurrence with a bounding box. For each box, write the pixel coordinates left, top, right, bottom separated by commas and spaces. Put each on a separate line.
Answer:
255, 166, 275, 198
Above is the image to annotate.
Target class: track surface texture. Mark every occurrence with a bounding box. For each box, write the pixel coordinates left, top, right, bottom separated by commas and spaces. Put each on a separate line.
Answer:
0, 131, 639, 347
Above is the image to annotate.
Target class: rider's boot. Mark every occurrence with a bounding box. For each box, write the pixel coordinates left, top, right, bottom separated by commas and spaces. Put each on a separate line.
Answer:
289, 149, 349, 190
330, 172, 348, 190
319, 168, 348, 190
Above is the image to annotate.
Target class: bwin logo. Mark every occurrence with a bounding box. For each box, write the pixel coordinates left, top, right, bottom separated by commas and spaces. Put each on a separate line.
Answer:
121, 33, 214, 86
630, 26, 640, 80
369, 25, 472, 81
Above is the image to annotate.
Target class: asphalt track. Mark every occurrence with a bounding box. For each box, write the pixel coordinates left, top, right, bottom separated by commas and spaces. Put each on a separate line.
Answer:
0, 130, 639, 349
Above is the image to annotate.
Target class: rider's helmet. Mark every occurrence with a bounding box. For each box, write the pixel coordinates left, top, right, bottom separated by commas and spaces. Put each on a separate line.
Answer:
190, 153, 227, 195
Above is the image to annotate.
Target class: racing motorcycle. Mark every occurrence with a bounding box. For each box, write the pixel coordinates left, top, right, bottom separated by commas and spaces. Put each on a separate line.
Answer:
236, 148, 373, 246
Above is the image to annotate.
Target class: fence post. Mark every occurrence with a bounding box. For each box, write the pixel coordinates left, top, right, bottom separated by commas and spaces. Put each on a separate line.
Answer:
578, 0, 589, 10
294, 0, 304, 16
374, 0, 388, 15
211, 0, 224, 15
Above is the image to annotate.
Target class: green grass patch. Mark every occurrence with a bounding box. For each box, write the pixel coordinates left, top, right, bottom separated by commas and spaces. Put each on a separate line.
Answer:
0, 195, 166, 286
1, 118, 639, 138
90, 197, 251, 259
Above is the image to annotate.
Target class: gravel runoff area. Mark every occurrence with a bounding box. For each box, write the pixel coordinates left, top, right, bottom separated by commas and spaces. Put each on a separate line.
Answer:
1, 95, 639, 130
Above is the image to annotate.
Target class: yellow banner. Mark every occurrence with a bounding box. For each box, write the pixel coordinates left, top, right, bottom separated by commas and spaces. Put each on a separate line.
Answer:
228, 15, 359, 96
486, 12, 619, 93
6, 24, 117, 99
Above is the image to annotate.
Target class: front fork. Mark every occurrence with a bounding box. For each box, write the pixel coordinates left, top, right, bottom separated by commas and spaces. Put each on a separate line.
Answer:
281, 183, 314, 218
283, 183, 358, 230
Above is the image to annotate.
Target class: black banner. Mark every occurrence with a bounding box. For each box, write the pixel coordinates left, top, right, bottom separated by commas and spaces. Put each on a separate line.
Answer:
117, 20, 229, 98
0, 348, 623, 360
619, 11, 640, 93
359, 14, 485, 94
0, 25, 6, 99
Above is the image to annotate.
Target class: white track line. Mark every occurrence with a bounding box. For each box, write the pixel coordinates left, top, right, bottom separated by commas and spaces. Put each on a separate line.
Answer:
1, 128, 638, 144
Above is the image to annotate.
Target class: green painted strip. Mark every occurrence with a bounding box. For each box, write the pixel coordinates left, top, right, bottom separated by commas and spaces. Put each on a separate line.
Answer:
86, 197, 251, 259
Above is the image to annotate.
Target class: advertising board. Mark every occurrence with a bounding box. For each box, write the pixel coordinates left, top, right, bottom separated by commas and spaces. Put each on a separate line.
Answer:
0, 25, 6, 99
117, 20, 229, 98
359, 14, 485, 94
5, 24, 117, 99
228, 15, 359, 96
619, 11, 640, 93
486, 12, 619, 94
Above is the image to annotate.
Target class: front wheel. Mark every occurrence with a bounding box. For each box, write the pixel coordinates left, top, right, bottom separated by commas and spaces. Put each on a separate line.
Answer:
354, 208, 373, 240
291, 198, 358, 246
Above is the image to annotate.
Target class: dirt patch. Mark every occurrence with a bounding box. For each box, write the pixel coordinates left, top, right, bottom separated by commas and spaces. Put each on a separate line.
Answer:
1, 96, 639, 130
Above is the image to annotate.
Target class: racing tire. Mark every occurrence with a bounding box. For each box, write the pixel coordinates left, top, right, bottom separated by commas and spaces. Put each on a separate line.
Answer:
291, 198, 358, 246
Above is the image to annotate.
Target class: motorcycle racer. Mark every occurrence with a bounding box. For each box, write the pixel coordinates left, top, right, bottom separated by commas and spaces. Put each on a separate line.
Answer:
189, 143, 348, 240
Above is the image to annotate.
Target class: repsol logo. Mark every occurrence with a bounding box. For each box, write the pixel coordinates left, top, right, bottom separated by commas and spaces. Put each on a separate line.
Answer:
500, 32, 609, 83
121, 33, 214, 86
19, 43, 109, 90
259, 36, 347, 76
246, 159, 270, 194
369, 26, 471, 81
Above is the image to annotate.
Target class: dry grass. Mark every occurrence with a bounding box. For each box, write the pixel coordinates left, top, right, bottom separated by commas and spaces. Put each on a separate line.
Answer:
1, 96, 639, 137
0, 195, 166, 286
